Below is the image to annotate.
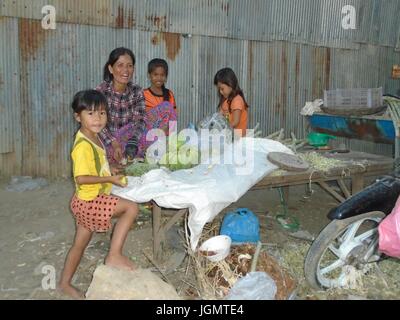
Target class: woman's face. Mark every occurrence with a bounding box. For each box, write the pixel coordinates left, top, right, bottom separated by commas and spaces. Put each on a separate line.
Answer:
108, 54, 134, 86
216, 82, 233, 99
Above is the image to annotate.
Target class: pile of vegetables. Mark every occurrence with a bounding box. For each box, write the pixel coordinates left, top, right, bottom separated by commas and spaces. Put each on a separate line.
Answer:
124, 162, 159, 177
124, 134, 200, 176
158, 133, 200, 171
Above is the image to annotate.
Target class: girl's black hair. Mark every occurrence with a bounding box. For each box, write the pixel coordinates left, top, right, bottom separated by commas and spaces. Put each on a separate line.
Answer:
213, 67, 249, 112
103, 47, 136, 82
71, 90, 108, 114
148, 58, 170, 102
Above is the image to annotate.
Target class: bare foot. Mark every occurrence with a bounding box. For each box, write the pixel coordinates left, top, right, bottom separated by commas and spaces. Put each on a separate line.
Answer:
105, 254, 136, 271
58, 283, 85, 300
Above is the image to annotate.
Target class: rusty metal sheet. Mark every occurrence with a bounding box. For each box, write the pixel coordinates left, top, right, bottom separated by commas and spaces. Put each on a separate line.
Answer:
0, 17, 22, 176
1, 0, 400, 49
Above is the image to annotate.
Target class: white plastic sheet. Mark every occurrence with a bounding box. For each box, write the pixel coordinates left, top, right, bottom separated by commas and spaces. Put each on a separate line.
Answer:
112, 138, 293, 250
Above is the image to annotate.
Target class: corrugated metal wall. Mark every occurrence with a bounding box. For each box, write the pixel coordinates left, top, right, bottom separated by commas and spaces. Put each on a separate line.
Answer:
0, 17, 22, 176
1, 1, 399, 177
3, 0, 400, 49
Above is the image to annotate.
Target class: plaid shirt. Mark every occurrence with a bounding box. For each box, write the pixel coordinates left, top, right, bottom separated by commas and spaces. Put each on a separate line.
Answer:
95, 81, 145, 153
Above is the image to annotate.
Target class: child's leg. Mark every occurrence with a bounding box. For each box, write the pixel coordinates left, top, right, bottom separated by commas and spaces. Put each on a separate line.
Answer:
105, 198, 138, 270
59, 224, 93, 298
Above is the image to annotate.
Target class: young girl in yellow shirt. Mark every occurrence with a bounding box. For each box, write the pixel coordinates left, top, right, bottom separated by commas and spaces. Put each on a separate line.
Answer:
59, 90, 138, 299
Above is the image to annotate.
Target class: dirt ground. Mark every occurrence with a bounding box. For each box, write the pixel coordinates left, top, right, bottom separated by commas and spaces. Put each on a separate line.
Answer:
0, 176, 399, 300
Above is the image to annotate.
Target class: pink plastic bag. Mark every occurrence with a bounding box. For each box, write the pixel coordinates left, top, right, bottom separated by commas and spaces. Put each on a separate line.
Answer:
378, 196, 400, 258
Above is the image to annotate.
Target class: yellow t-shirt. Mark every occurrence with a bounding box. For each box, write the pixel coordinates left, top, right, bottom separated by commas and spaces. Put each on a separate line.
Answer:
71, 131, 112, 201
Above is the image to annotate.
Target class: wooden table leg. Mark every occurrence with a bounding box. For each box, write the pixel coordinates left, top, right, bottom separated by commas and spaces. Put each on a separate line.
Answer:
352, 174, 364, 195
337, 179, 351, 199
318, 181, 346, 203
152, 203, 162, 261
152, 204, 188, 263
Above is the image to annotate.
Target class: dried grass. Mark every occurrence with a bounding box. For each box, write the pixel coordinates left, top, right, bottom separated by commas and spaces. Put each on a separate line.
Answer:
276, 242, 400, 300
298, 152, 344, 172
186, 240, 297, 300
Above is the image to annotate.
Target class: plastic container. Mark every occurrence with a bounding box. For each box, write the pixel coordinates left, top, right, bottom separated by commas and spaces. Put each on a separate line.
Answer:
220, 208, 260, 244
307, 132, 336, 147
324, 87, 383, 108
199, 235, 232, 262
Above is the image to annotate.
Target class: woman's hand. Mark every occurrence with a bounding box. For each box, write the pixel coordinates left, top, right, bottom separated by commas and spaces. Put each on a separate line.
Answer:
111, 140, 123, 162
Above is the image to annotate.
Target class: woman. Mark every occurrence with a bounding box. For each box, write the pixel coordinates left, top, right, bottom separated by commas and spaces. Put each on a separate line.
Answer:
96, 47, 146, 164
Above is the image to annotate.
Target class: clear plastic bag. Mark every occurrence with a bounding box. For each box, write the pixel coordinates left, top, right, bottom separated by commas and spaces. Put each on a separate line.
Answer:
196, 112, 230, 131
225, 272, 277, 300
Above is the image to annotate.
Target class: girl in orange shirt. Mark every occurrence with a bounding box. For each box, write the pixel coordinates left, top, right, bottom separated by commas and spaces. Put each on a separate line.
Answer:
138, 59, 177, 157
214, 68, 249, 137
143, 58, 176, 113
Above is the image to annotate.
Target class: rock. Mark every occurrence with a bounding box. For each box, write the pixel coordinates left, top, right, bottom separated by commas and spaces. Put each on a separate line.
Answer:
6, 176, 48, 192
288, 230, 315, 242
85, 265, 181, 300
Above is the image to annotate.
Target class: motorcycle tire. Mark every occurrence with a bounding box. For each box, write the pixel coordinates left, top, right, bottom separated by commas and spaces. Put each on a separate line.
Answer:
304, 211, 385, 290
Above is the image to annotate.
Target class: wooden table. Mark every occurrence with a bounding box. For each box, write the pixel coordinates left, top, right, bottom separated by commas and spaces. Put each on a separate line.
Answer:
151, 151, 394, 261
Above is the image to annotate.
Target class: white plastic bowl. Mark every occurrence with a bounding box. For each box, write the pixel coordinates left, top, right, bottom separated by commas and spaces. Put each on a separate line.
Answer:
199, 235, 232, 262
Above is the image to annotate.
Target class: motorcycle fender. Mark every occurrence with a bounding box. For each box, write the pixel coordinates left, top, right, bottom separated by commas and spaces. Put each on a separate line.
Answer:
328, 176, 400, 220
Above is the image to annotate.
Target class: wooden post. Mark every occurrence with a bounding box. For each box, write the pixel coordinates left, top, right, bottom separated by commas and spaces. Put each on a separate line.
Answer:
352, 174, 364, 195
152, 202, 162, 261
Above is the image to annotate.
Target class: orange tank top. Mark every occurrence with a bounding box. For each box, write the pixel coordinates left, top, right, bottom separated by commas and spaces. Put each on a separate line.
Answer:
220, 95, 248, 136
143, 88, 176, 114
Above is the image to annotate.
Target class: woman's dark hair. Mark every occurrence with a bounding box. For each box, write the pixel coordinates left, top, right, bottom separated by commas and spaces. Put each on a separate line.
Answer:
213, 67, 249, 112
71, 90, 108, 114
103, 47, 136, 82
148, 58, 170, 102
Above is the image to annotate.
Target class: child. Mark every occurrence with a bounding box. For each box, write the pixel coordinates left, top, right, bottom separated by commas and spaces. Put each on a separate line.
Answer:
214, 67, 249, 137
138, 58, 177, 157
59, 90, 138, 299
143, 58, 176, 113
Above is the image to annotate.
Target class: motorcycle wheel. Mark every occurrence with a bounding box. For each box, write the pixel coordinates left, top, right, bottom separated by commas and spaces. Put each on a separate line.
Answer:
304, 211, 385, 290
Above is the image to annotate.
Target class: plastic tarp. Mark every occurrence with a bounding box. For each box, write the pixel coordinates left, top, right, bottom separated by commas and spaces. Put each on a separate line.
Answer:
112, 138, 293, 250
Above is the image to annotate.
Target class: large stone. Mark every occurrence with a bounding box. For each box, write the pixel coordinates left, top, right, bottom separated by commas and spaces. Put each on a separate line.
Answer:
85, 265, 181, 300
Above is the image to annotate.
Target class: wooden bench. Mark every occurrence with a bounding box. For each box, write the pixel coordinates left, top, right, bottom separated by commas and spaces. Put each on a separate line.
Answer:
151, 151, 394, 261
